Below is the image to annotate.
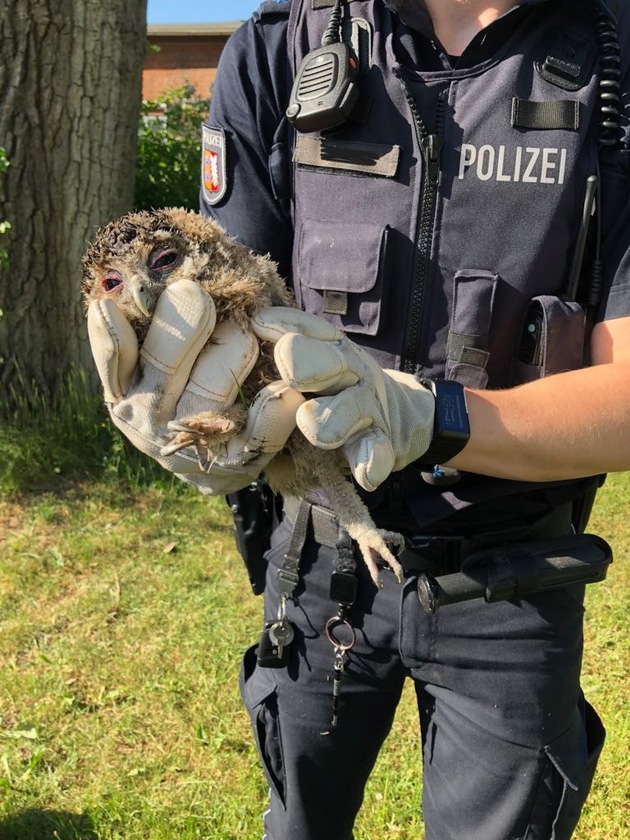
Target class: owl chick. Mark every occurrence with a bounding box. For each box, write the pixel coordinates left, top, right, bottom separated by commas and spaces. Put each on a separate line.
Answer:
82, 207, 404, 587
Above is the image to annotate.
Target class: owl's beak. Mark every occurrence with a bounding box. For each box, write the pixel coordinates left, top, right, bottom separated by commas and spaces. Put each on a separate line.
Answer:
129, 275, 152, 318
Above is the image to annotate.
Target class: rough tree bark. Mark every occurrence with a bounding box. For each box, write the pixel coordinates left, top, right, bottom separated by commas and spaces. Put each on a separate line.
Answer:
0, 0, 147, 401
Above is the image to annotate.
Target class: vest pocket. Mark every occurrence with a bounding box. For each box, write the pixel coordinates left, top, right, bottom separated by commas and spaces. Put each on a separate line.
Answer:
446, 269, 498, 388
295, 218, 388, 335
509, 295, 586, 385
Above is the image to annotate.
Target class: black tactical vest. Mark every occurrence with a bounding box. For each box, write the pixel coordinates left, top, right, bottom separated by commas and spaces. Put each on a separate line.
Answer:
287, 0, 607, 387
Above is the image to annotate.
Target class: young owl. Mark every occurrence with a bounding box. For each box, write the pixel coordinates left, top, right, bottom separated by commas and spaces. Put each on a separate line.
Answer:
82, 207, 404, 587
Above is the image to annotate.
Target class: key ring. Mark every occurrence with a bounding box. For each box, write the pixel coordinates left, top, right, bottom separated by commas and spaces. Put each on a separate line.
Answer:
325, 616, 356, 651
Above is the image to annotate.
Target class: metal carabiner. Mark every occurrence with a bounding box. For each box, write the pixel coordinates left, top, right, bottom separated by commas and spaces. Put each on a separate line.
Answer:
324, 615, 356, 652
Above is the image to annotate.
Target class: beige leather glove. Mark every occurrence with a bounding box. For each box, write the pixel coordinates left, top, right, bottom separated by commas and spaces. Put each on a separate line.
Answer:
87, 279, 303, 494
252, 308, 435, 492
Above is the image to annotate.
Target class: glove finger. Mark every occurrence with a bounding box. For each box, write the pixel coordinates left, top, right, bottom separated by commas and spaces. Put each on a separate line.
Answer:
175, 321, 259, 421
87, 299, 139, 402
295, 386, 385, 448
252, 307, 343, 344
223, 380, 305, 460
343, 430, 396, 493
274, 333, 365, 393
141, 278, 217, 421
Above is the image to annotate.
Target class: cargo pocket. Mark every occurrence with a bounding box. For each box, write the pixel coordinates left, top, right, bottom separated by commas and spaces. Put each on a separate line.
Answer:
295, 218, 388, 335
528, 700, 605, 839
239, 644, 286, 807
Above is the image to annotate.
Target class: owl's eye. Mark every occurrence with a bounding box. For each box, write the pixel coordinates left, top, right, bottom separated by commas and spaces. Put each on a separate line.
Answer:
149, 249, 179, 271
102, 273, 122, 293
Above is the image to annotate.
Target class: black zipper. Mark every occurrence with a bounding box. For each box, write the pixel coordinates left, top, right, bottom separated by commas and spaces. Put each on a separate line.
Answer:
396, 71, 444, 374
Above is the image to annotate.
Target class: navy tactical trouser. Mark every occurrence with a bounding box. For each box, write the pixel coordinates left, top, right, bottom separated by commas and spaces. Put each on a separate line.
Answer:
240, 513, 605, 840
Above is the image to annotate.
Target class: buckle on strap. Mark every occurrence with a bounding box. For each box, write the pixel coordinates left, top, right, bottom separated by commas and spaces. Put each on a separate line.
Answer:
283, 496, 341, 549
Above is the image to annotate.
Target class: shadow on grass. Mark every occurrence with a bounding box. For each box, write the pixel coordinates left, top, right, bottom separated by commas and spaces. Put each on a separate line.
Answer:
0, 809, 97, 840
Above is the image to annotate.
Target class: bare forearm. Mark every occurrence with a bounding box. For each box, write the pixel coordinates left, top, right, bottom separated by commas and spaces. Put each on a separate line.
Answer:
451, 361, 630, 482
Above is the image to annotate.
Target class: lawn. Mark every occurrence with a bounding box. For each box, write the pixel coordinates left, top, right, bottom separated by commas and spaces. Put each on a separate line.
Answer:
0, 474, 628, 839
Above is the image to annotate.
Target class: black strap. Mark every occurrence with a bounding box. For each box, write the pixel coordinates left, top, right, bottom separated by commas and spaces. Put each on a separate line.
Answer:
277, 498, 310, 597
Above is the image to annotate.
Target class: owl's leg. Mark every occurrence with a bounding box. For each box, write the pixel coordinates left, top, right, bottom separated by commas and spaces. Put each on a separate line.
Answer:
310, 452, 405, 588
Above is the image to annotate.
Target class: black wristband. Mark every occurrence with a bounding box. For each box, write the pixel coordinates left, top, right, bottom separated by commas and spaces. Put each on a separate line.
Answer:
417, 379, 470, 467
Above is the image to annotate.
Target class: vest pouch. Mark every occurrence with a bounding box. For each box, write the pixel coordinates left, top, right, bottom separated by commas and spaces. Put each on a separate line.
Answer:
510, 295, 586, 384
446, 270, 499, 389
295, 218, 388, 335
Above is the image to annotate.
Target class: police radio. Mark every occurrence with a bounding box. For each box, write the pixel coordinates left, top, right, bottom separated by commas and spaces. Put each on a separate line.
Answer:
286, 0, 359, 134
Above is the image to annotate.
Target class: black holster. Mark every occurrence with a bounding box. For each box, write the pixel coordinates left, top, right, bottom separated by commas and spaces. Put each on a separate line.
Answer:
226, 480, 278, 595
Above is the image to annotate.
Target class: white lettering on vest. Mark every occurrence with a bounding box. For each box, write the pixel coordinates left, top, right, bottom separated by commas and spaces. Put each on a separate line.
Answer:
558, 148, 567, 185
458, 143, 569, 185
514, 146, 522, 182
477, 145, 495, 180
522, 147, 539, 183
496, 146, 511, 182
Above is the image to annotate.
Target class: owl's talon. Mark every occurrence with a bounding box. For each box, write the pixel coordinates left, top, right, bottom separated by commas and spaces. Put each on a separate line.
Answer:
196, 444, 221, 473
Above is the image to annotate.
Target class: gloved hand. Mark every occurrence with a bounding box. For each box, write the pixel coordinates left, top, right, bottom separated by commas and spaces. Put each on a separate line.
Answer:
252, 308, 436, 492
87, 279, 304, 494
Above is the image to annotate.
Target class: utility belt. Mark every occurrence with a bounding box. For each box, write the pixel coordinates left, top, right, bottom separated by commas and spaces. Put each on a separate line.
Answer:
283, 494, 573, 574
282, 495, 612, 612
254, 492, 611, 690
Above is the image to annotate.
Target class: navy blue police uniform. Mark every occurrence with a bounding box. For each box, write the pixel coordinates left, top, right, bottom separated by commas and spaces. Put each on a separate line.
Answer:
201, 1, 630, 837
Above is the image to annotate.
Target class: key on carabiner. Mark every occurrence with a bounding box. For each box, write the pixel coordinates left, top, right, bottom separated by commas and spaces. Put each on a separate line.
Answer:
269, 617, 295, 660
325, 615, 356, 727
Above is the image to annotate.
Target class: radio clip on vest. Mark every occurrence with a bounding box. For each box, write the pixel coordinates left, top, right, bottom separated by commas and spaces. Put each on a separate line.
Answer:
286, 0, 360, 133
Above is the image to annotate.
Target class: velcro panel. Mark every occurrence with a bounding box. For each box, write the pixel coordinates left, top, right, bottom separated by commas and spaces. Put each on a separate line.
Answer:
512, 98, 580, 131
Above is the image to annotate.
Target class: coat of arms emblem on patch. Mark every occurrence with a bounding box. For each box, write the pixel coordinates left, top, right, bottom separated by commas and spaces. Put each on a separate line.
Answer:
202, 124, 227, 206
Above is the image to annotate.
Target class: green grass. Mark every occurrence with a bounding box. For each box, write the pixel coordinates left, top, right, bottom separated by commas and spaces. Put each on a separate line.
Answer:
0, 367, 174, 494
0, 471, 628, 839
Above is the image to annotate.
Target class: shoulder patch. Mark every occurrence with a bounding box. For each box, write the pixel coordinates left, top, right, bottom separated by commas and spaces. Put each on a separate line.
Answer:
201, 124, 228, 206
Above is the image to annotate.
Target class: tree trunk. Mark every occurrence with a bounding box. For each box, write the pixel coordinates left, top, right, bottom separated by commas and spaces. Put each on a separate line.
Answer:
0, 0, 147, 402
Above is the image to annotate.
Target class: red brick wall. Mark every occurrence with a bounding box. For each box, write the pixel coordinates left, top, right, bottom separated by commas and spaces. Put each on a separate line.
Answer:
143, 29, 236, 101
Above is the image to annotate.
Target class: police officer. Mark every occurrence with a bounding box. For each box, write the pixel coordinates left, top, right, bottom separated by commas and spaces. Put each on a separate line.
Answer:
87, 0, 630, 837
